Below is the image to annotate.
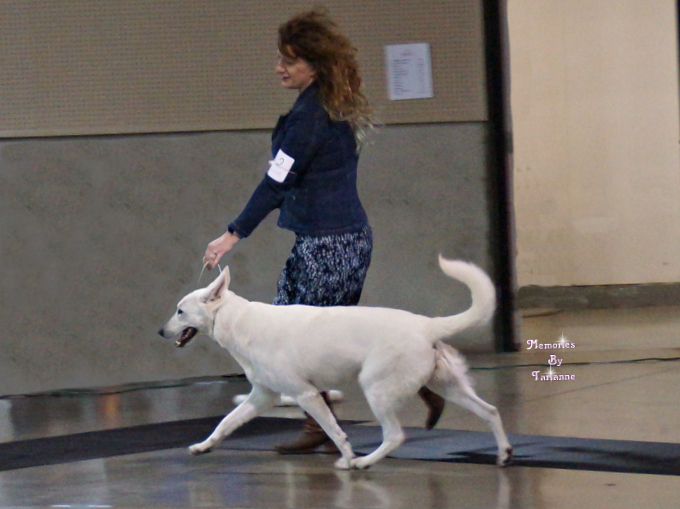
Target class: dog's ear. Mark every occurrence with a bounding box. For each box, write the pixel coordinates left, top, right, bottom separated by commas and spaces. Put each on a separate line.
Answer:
204, 267, 231, 304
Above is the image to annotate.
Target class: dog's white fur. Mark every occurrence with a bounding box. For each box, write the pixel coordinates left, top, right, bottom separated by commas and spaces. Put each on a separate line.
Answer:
159, 256, 512, 470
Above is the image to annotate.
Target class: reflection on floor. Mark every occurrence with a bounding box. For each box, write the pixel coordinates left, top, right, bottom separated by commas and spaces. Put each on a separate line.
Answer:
1, 306, 679, 508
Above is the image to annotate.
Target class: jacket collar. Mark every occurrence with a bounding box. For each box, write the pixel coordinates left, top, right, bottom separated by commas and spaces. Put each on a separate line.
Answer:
293, 81, 320, 108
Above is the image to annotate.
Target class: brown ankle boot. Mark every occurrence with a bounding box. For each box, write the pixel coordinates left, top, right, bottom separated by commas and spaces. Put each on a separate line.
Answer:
419, 387, 445, 430
275, 392, 338, 454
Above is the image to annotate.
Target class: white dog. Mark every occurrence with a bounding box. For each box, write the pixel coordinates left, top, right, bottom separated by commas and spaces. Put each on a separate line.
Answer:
159, 256, 513, 470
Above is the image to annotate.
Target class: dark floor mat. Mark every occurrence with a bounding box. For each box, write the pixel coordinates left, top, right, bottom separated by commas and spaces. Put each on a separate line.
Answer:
224, 422, 680, 476
0, 416, 299, 472
1, 416, 679, 476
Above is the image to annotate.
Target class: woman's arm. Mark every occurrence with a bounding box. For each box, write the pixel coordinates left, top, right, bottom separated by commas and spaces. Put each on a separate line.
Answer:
227, 107, 326, 238
204, 103, 327, 269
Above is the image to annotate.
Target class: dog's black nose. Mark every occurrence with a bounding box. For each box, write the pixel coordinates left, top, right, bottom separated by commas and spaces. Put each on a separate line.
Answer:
158, 328, 165, 337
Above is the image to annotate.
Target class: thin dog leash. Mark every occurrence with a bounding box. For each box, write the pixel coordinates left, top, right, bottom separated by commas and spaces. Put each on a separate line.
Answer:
196, 261, 222, 289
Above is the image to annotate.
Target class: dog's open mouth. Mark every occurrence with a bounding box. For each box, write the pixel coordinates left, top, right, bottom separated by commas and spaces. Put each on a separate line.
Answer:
176, 327, 198, 348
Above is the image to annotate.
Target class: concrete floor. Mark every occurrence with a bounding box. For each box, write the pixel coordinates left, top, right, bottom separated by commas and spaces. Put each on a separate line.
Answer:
1, 306, 679, 508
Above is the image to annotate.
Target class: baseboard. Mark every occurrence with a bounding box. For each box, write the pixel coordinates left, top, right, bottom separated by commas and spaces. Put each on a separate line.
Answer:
517, 282, 680, 310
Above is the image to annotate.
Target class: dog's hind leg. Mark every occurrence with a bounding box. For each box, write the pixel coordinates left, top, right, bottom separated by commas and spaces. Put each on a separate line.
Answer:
428, 342, 512, 466
295, 391, 356, 470
427, 382, 512, 466
189, 383, 277, 456
439, 384, 512, 466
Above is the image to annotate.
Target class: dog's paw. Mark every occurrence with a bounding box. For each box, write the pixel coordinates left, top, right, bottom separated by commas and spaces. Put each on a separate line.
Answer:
497, 446, 513, 467
189, 444, 212, 456
334, 456, 352, 470
349, 457, 372, 470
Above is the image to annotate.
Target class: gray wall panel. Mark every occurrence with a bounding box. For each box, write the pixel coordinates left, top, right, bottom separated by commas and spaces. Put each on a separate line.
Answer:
0, 123, 493, 396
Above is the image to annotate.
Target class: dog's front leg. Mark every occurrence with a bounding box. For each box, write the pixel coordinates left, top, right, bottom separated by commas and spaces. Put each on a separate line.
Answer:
189, 384, 277, 456
296, 391, 356, 470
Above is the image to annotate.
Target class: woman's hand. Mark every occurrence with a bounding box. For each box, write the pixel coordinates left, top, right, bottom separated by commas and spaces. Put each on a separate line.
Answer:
204, 232, 240, 270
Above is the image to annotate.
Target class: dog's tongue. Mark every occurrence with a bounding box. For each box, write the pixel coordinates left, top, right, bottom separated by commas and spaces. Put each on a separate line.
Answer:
176, 327, 198, 347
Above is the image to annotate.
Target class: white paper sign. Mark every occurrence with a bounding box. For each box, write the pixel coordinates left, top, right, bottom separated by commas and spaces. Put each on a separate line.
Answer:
385, 43, 434, 101
267, 149, 295, 183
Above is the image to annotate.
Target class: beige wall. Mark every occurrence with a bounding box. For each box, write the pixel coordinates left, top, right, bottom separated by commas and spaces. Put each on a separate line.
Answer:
510, 0, 680, 286
0, 0, 485, 137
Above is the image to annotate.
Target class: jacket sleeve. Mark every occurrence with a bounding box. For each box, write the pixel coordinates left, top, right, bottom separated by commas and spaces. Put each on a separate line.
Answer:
227, 107, 326, 238
227, 177, 285, 238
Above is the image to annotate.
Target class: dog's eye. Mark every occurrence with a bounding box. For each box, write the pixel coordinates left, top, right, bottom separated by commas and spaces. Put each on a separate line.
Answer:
177, 309, 184, 315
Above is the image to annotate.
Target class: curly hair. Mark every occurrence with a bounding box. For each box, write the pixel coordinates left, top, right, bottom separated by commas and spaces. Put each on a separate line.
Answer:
278, 9, 375, 147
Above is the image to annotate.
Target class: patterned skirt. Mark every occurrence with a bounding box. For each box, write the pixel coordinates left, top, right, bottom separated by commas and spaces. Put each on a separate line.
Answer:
272, 225, 373, 307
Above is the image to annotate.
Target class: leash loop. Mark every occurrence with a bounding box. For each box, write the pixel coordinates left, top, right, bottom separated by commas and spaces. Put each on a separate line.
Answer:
195, 262, 222, 289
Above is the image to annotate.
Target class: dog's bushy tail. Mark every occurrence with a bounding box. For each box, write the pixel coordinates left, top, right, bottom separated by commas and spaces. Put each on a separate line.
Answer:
425, 256, 496, 341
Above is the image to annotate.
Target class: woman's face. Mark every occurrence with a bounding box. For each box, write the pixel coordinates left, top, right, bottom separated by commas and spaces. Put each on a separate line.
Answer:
275, 51, 315, 92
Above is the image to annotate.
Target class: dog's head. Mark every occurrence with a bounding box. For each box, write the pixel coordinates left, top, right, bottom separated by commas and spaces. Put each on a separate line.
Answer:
158, 267, 231, 348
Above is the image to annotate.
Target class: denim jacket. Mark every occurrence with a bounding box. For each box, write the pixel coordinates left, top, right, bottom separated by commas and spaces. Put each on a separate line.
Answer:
228, 83, 369, 238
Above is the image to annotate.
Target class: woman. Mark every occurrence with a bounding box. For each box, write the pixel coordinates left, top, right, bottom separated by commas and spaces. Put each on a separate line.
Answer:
204, 9, 443, 454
